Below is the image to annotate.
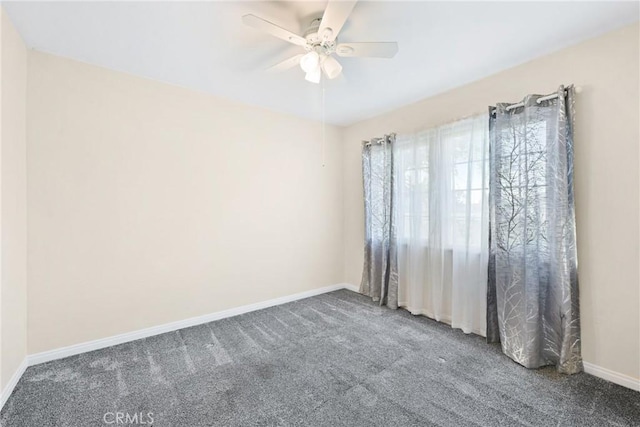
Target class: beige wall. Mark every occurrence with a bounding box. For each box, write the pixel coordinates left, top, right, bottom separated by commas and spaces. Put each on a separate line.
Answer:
343, 23, 640, 381
27, 51, 344, 354
0, 9, 28, 390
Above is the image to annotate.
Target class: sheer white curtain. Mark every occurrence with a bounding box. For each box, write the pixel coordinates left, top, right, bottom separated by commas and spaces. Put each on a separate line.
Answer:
395, 115, 489, 336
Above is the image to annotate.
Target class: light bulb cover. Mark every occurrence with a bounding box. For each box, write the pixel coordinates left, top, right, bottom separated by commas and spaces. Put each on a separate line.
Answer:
322, 56, 342, 79
305, 67, 321, 84
300, 51, 320, 73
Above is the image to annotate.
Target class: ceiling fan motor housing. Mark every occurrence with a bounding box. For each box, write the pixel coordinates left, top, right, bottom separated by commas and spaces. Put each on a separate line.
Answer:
304, 18, 336, 54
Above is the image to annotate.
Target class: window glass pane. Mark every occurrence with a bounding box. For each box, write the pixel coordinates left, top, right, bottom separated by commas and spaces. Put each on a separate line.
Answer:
454, 164, 468, 190
395, 115, 488, 243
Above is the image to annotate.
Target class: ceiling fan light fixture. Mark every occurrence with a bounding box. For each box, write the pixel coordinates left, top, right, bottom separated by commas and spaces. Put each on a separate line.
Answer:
322, 56, 343, 79
305, 67, 321, 84
300, 51, 320, 73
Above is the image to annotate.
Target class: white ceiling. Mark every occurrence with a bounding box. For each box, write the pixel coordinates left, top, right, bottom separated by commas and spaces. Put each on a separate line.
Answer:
4, 1, 639, 126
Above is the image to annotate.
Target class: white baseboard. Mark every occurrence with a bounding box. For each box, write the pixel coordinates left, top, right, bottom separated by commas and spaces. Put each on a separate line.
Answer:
27, 283, 357, 367
342, 283, 359, 292
1, 358, 27, 410
14, 282, 635, 407
583, 361, 640, 391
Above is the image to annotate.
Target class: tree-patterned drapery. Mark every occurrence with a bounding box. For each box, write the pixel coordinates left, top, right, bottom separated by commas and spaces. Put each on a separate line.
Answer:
487, 85, 582, 374
360, 135, 399, 308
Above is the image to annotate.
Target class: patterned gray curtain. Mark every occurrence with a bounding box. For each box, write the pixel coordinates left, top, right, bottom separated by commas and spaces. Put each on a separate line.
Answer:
487, 85, 582, 374
361, 135, 399, 309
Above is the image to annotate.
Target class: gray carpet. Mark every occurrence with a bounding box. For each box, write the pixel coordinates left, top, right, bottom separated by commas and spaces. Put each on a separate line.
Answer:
1, 290, 638, 426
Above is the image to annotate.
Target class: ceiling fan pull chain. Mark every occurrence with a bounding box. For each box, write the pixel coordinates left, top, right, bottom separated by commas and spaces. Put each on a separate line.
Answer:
321, 76, 326, 168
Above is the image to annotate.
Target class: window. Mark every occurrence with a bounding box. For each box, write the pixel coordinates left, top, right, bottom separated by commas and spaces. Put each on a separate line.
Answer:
395, 116, 489, 250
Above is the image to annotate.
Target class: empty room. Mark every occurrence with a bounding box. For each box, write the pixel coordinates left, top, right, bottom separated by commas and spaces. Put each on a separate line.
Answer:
0, 1, 639, 426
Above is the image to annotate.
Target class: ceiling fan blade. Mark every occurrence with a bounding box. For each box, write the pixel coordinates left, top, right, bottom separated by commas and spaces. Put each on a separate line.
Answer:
335, 42, 399, 58
266, 54, 305, 72
242, 14, 307, 47
318, 0, 358, 42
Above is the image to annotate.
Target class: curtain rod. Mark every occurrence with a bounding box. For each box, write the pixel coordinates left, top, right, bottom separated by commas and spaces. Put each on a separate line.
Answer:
502, 86, 582, 112
363, 140, 388, 147
363, 86, 582, 143
363, 134, 395, 147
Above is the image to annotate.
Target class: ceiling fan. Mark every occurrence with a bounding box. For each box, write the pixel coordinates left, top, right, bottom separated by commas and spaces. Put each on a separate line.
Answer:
242, 0, 399, 84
